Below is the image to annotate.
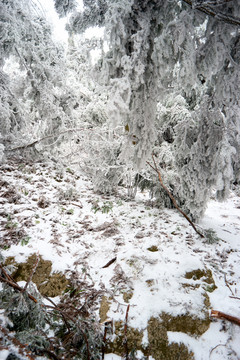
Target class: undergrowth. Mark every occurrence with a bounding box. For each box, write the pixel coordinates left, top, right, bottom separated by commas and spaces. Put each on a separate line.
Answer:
0, 257, 106, 360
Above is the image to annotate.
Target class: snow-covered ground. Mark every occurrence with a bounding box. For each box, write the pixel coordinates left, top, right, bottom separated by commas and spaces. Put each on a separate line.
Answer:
0, 160, 240, 359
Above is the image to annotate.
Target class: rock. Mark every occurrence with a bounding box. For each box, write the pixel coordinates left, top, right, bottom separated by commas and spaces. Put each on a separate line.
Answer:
5, 254, 68, 297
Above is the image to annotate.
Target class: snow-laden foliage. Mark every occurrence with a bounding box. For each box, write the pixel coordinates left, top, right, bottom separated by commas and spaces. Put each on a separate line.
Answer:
0, 0, 78, 160
83, 0, 240, 219
67, 0, 108, 33
54, 0, 77, 18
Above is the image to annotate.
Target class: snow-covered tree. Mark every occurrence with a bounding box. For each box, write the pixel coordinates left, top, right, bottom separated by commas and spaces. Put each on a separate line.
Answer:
54, 0, 77, 18
67, 0, 240, 219
0, 0, 80, 160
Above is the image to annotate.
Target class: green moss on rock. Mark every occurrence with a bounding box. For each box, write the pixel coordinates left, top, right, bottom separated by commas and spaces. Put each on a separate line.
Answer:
184, 268, 217, 292
147, 315, 196, 360
106, 309, 209, 359
159, 312, 210, 336
99, 296, 111, 323
122, 291, 133, 303
5, 254, 68, 297
108, 320, 143, 356
185, 269, 214, 284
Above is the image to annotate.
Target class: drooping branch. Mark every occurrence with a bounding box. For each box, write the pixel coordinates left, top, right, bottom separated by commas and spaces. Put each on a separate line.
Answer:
182, 0, 240, 26
147, 154, 204, 238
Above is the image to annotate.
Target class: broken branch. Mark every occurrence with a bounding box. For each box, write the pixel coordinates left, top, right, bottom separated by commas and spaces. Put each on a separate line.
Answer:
211, 310, 240, 326
0, 274, 38, 303
102, 257, 117, 268
147, 154, 204, 238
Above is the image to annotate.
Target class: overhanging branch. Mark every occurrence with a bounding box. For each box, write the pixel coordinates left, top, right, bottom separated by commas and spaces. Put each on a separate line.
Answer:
182, 0, 240, 26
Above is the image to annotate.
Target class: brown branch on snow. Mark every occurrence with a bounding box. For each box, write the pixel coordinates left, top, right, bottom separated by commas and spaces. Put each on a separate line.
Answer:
101, 320, 113, 360
147, 154, 204, 238
102, 257, 117, 268
182, 0, 240, 26
123, 304, 130, 360
211, 310, 240, 326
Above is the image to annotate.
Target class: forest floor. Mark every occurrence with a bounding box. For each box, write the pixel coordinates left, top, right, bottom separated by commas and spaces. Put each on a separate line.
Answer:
0, 158, 240, 360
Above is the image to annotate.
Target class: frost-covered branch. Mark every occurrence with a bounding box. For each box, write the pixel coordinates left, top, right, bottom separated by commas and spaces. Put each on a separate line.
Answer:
182, 0, 240, 26
147, 154, 204, 237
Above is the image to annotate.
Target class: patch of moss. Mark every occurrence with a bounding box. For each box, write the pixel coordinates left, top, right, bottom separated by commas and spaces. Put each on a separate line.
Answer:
203, 292, 211, 308
160, 312, 210, 336
38, 272, 68, 297
108, 320, 143, 356
148, 317, 194, 360
185, 269, 213, 283
122, 291, 133, 303
106, 309, 210, 359
147, 245, 158, 252
184, 268, 217, 292
99, 296, 111, 323
5, 254, 68, 297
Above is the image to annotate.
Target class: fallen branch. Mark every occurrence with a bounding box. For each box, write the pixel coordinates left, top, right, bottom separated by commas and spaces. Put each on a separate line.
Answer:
211, 310, 240, 326
0, 266, 38, 303
102, 257, 117, 268
147, 154, 204, 238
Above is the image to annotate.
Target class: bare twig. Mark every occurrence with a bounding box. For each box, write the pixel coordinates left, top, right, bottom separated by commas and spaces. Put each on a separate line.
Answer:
0, 264, 15, 283
211, 310, 240, 326
209, 342, 228, 358
123, 304, 130, 360
147, 154, 204, 238
230, 296, 240, 301
71, 202, 83, 209
224, 273, 234, 296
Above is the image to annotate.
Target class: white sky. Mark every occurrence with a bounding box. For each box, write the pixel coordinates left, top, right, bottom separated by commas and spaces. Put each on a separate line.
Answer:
35, 0, 104, 45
